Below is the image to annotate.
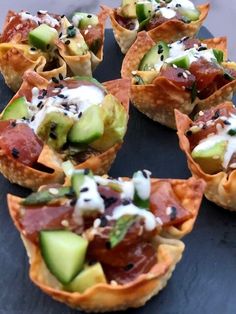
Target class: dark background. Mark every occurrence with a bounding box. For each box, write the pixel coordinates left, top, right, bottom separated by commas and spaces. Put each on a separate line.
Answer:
0, 29, 236, 314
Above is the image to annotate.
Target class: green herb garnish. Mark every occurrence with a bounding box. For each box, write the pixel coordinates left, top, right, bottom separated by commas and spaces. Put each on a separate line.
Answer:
228, 129, 236, 136
109, 215, 138, 248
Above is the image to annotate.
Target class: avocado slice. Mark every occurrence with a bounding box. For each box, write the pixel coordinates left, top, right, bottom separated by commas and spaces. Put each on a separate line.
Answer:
40, 230, 88, 284
90, 95, 127, 151
72, 12, 99, 29
167, 55, 190, 69
1, 97, 29, 120
191, 140, 228, 174
139, 41, 169, 71
177, 6, 200, 21
66, 36, 89, 56
28, 24, 58, 51
68, 105, 104, 145
37, 111, 74, 151
65, 263, 106, 293
136, 2, 153, 23
121, 0, 137, 18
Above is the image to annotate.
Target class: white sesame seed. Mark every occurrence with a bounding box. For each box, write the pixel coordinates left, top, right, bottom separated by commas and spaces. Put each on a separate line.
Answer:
230, 163, 236, 169
183, 72, 188, 79
132, 70, 137, 75
173, 64, 178, 69
199, 111, 204, 116
61, 220, 69, 227
166, 206, 172, 216
49, 188, 59, 195
88, 25, 92, 29
110, 280, 118, 286
84, 30, 89, 35
93, 218, 101, 228
156, 217, 163, 225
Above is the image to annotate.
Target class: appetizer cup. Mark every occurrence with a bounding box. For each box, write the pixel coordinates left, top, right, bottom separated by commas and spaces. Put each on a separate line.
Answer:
121, 32, 236, 129
176, 102, 236, 211
107, 0, 209, 54
0, 8, 108, 91
0, 71, 130, 190
7, 169, 205, 311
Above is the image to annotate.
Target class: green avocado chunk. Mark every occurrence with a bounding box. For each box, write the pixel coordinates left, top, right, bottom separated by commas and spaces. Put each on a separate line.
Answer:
121, 0, 137, 18
136, 2, 153, 23
68, 105, 104, 145
28, 24, 58, 51
90, 95, 127, 151
177, 6, 200, 21
191, 140, 228, 174
40, 230, 88, 285
65, 263, 106, 293
139, 41, 169, 71
37, 111, 74, 151
73, 12, 99, 29
1, 97, 29, 120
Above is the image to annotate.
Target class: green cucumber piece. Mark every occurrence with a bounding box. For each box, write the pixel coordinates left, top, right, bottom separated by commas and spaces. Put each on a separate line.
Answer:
72, 13, 99, 29
213, 49, 224, 64
168, 55, 190, 69
40, 230, 88, 284
28, 24, 58, 51
1, 97, 29, 120
65, 263, 106, 293
68, 105, 104, 145
177, 6, 200, 22
136, 2, 153, 23
22, 187, 74, 206
71, 171, 86, 198
139, 41, 169, 71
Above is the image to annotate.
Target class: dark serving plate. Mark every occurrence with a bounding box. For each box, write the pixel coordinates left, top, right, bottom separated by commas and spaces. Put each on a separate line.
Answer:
0, 29, 236, 314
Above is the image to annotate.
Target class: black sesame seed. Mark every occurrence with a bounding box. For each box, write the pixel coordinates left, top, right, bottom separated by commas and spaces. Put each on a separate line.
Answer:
57, 94, 65, 98
12, 147, 19, 159
176, 3, 181, 7
68, 25, 74, 30
100, 215, 108, 227
59, 73, 63, 80
87, 14, 92, 18
62, 142, 69, 150
38, 95, 44, 100
65, 40, 71, 45
80, 187, 89, 193
122, 199, 131, 206
46, 44, 50, 50
212, 110, 220, 120
42, 89, 47, 97
52, 77, 59, 84
70, 199, 76, 206
49, 132, 57, 139
58, 84, 64, 89
178, 72, 183, 77
202, 124, 207, 129
101, 196, 118, 209
31, 116, 35, 122
124, 263, 134, 271
61, 14, 65, 18
105, 241, 111, 250
78, 112, 83, 118
30, 47, 37, 51
84, 169, 90, 175
59, 32, 62, 38
198, 46, 207, 51
223, 120, 231, 125
37, 101, 43, 108
11, 121, 17, 127
160, 55, 164, 61
141, 170, 148, 178
158, 45, 163, 54
170, 206, 177, 220
186, 130, 192, 136
50, 122, 57, 131
84, 198, 91, 202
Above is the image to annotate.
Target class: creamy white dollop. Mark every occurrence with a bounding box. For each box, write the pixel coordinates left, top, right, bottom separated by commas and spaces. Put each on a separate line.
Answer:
112, 203, 156, 231
159, 7, 176, 19
19, 11, 59, 28
168, 0, 196, 11
133, 170, 151, 200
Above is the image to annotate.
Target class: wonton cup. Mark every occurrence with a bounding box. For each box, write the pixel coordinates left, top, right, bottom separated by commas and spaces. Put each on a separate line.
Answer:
0, 8, 108, 92
175, 106, 236, 211
121, 32, 236, 129
7, 176, 205, 311
0, 71, 130, 191
107, 3, 209, 54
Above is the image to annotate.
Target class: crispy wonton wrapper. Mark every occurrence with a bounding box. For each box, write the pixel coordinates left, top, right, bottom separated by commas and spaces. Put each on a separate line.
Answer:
0, 8, 108, 92
0, 71, 130, 191
175, 106, 236, 211
121, 32, 236, 129
7, 176, 204, 311
107, 4, 209, 54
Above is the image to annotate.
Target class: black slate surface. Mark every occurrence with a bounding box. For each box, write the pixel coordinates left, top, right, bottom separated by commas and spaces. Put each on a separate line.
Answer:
1, 28, 236, 314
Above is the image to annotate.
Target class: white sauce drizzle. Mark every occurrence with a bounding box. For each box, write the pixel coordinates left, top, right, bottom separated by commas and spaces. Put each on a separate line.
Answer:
159, 8, 176, 19
133, 170, 151, 200
19, 11, 59, 28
